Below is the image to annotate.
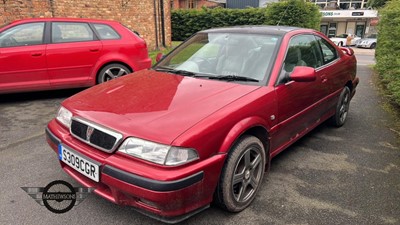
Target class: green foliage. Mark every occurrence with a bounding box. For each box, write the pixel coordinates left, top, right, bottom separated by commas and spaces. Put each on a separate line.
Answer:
375, 0, 400, 105
264, 0, 321, 30
171, 1, 321, 41
367, 0, 389, 8
171, 7, 267, 41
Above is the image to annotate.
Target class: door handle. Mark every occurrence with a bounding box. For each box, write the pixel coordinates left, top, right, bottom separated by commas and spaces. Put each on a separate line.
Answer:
321, 74, 328, 83
89, 48, 100, 52
31, 52, 43, 56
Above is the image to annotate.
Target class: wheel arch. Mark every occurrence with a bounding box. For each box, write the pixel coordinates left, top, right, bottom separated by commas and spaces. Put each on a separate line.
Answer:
218, 117, 271, 170
345, 80, 353, 92
96, 61, 133, 84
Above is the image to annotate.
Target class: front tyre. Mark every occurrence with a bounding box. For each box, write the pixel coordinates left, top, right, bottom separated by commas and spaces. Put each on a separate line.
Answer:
97, 63, 131, 84
330, 86, 351, 127
215, 135, 266, 212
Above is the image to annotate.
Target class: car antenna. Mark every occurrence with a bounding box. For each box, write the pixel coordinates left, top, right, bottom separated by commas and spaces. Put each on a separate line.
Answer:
277, 3, 291, 26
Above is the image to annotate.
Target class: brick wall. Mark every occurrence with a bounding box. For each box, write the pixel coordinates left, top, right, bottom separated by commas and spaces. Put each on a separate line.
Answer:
0, 0, 171, 50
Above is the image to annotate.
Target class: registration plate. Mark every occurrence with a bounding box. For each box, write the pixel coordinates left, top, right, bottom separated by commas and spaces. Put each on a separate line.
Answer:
58, 144, 100, 182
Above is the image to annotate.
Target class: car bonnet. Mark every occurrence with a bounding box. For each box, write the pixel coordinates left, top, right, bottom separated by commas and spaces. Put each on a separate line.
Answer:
62, 69, 260, 145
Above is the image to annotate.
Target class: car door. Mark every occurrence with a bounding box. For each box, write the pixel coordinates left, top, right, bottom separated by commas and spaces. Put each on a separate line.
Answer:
46, 22, 103, 87
314, 35, 345, 109
271, 34, 329, 151
0, 22, 48, 93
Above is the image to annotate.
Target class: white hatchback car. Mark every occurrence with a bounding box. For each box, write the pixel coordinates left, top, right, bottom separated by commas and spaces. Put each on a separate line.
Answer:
330, 34, 360, 46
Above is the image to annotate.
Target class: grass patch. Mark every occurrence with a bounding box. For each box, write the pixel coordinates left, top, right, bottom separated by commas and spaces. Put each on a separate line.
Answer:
372, 66, 400, 139
149, 41, 182, 65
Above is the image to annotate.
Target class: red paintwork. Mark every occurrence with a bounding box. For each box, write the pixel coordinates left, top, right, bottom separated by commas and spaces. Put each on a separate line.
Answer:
0, 18, 151, 94
46, 27, 358, 220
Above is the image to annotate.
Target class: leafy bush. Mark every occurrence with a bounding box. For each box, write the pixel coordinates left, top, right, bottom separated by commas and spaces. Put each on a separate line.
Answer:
171, 1, 321, 41
264, 0, 321, 30
375, 0, 400, 105
172, 7, 267, 41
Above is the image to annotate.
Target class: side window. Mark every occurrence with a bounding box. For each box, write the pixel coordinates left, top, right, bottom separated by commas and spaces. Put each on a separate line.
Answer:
316, 36, 338, 64
93, 24, 120, 40
283, 35, 319, 73
0, 22, 45, 47
52, 22, 94, 43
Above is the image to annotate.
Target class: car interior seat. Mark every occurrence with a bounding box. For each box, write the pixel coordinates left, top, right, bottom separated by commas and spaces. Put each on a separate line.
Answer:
284, 47, 307, 72
215, 37, 250, 76
241, 44, 273, 80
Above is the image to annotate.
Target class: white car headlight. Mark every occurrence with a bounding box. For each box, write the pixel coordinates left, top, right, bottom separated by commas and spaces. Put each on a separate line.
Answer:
56, 106, 72, 128
118, 137, 199, 166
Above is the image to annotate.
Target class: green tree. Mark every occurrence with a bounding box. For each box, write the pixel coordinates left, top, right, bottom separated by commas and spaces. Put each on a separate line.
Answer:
367, 0, 389, 8
375, 0, 400, 105
265, 0, 321, 30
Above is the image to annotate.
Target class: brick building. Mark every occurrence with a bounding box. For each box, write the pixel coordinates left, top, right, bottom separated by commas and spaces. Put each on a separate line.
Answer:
0, 0, 171, 50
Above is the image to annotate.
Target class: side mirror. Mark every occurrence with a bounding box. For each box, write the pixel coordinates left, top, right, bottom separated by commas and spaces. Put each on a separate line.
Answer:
156, 52, 164, 62
339, 46, 354, 56
290, 66, 316, 82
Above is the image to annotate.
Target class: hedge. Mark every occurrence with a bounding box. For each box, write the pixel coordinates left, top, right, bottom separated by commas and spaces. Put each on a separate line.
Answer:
375, 0, 400, 105
171, 0, 321, 41
171, 7, 268, 41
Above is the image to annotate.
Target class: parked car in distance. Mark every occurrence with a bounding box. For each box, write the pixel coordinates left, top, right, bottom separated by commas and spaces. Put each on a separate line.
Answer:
330, 33, 360, 46
356, 33, 377, 49
46, 26, 359, 223
0, 18, 151, 94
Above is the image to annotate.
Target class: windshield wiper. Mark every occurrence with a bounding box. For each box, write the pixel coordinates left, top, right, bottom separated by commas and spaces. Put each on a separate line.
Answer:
207, 75, 259, 82
154, 67, 196, 76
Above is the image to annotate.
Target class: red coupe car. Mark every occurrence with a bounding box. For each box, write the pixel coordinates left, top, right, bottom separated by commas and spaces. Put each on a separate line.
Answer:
46, 26, 358, 223
0, 18, 151, 94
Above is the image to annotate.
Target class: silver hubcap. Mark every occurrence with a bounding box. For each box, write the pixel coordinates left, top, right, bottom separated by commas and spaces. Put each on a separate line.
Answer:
232, 147, 263, 202
102, 67, 128, 82
339, 92, 349, 123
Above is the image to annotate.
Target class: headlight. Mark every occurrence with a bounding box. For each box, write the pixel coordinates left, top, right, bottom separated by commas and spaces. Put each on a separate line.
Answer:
56, 106, 72, 128
118, 137, 199, 166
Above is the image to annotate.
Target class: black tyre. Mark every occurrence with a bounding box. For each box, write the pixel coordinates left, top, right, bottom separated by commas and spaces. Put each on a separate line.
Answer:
370, 43, 376, 49
330, 86, 351, 127
97, 63, 131, 84
215, 135, 266, 212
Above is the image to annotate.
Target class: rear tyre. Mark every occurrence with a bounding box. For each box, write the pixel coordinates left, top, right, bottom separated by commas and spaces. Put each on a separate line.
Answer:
97, 63, 131, 84
330, 86, 351, 127
370, 43, 376, 49
215, 135, 266, 212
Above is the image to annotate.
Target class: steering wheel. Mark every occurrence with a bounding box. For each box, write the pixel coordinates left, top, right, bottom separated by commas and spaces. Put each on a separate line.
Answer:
191, 56, 213, 68
190, 56, 215, 73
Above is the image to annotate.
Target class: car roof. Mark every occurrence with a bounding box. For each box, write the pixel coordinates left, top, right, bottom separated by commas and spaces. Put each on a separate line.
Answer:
9, 18, 118, 24
200, 25, 312, 36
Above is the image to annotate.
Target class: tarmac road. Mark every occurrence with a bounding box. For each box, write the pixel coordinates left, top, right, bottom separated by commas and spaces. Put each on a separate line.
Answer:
1, 49, 399, 225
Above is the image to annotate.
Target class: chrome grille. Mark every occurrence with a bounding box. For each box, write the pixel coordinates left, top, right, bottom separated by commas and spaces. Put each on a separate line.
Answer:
70, 117, 123, 153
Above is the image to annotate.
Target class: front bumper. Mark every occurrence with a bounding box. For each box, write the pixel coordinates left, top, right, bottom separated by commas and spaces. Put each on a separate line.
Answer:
45, 121, 226, 223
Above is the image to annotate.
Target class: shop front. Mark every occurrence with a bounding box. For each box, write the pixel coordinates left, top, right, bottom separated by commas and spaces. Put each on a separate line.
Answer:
320, 10, 378, 38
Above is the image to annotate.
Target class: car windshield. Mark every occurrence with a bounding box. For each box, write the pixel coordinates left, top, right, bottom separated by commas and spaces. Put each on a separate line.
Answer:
154, 32, 280, 83
335, 34, 348, 38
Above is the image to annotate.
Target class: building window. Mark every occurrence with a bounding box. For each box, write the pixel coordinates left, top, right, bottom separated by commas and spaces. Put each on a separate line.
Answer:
339, 0, 363, 9
187, 0, 196, 8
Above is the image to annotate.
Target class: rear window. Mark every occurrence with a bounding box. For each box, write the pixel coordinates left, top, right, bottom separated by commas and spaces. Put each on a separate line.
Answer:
93, 24, 120, 40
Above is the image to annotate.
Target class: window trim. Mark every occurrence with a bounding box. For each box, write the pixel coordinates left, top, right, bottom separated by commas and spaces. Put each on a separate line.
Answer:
0, 22, 46, 48
315, 35, 339, 66
50, 21, 99, 44
90, 23, 121, 40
